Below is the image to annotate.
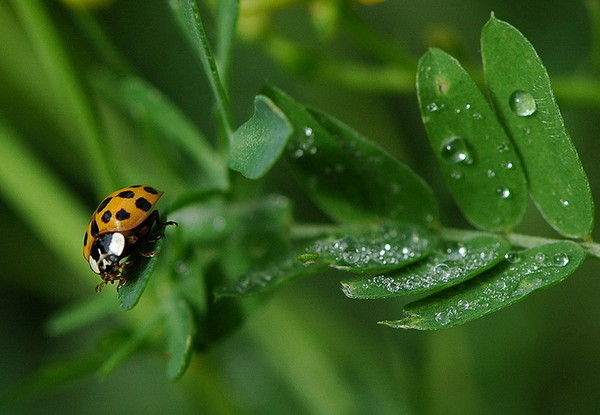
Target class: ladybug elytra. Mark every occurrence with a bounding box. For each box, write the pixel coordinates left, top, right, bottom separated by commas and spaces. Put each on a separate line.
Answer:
83, 185, 175, 292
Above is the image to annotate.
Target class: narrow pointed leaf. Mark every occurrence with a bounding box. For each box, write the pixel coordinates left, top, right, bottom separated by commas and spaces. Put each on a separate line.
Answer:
342, 235, 510, 299
264, 84, 439, 226
482, 16, 594, 238
382, 241, 585, 330
118, 238, 164, 311
164, 298, 196, 380
215, 255, 327, 299
300, 223, 436, 273
417, 48, 528, 232
228, 95, 293, 179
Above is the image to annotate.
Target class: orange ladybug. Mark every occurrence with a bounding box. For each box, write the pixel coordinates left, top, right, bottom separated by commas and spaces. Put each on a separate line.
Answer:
83, 185, 175, 291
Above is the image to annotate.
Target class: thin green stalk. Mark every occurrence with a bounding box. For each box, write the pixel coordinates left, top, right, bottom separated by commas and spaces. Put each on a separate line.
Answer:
11, 0, 115, 196
169, 0, 235, 143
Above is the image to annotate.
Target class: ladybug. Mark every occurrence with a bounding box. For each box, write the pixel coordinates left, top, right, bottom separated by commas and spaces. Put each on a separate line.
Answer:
83, 185, 175, 292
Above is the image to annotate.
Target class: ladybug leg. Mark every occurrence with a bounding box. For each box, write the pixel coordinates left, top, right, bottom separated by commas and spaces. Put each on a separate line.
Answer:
95, 281, 106, 293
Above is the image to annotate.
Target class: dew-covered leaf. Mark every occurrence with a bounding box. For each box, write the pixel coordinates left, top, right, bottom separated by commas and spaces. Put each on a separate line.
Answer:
214, 255, 327, 299
228, 95, 293, 179
382, 241, 585, 330
118, 238, 164, 311
481, 16, 594, 238
164, 298, 195, 380
417, 48, 528, 232
342, 235, 510, 299
300, 223, 436, 273
263, 84, 439, 226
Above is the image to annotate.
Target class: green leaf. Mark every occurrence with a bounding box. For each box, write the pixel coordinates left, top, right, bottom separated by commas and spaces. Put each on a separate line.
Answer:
164, 298, 196, 380
481, 16, 594, 238
215, 0, 239, 83
228, 95, 293, 179
342, 235, 510, 299
417, 48, 528, 232
264, 84, 439, 226
301, 223, 436, 273
118, 238, 164, 311
383, 241, 585, 330
215, 255, 327, 299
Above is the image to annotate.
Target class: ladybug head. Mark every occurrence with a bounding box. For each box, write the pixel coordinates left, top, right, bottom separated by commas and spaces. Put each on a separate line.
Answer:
88, 232, 126, 276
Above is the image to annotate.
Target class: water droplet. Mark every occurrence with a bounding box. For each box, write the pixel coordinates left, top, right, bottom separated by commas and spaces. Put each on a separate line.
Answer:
472, 112, 483, 120
560, 199, 569, 207
427, 102, 440, 112
440, 136, 473, 164
495, 186, 511, 199
505, 251, 520, 263
444, 242, 468, 260
534, 252, 546, 263
497, 143, 510, 152
432, 263, 451, 279
487, 169, 496, 178
450, 169, 463, 179
304, 127, 314, 137
465, 104, 471, 110
501, 161, 514, 169
509, 90, 537, 117
435, 312, 450, 325
553, 253, 569, 267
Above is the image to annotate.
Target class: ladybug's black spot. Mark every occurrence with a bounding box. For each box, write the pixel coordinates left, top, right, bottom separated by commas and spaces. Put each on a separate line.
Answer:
83, 231, 88, 247
130, 185, 142, 188
144, 186, 158, 194
135, 197, 152, 212
91, 219, 99, 237
96, 197, 112, 213
101, 210, 112, 223
117, 190, 135, 199
116, 209, 131, 221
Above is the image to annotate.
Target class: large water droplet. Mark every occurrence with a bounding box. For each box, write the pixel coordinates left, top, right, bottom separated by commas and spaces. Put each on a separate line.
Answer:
434, 312, 450, 325
509, 90, 537, 117
505, 251, 520, 263
440, 136, 473, 164
552, 253, 569, 267
496, 186, 511, 199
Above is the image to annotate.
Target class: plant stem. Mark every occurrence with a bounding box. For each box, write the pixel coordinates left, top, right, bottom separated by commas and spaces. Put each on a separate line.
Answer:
170, 0, 235, 144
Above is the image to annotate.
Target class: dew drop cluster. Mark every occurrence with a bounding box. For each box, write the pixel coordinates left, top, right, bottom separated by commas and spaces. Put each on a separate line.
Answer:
304, 225, 433, 272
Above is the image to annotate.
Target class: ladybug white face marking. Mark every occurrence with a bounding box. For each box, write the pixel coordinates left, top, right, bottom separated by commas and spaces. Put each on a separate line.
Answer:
88, 232, 126, 275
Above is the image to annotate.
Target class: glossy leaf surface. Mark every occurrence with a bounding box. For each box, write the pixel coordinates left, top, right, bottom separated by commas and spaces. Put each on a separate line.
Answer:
482, 16, 594, 238
228, 95, 293, 179
417, 48, 527, 232
264, 85, 439, 226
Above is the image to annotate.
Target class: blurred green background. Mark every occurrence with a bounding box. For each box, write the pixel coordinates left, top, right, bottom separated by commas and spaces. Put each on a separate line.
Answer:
2, 0, 600, 414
